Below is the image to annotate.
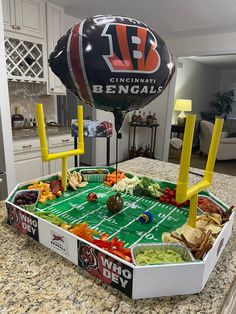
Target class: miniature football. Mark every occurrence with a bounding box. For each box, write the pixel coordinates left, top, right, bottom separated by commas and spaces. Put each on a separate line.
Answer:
87, 192, 98, 202
106, 192, 123, 214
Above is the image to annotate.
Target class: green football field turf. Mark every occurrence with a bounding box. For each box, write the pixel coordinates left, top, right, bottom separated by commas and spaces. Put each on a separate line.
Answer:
36, 182, 191, 247
15, 168, 227, 248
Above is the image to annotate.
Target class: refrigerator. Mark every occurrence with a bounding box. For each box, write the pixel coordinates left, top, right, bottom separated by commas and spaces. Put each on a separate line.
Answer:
0, 111, 7, 200
57, 91, 97, 165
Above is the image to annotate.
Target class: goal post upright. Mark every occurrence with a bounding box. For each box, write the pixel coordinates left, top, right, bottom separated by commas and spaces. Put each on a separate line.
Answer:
35, 103, 85, 191
176, 114, 224, 228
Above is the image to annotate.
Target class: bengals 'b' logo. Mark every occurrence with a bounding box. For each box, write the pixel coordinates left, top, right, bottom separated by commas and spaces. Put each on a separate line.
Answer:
78, 243, 98, 271
102, 23, 160, 73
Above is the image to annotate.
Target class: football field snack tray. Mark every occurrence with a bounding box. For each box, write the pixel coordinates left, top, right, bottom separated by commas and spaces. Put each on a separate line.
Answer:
5, 167, 234, 299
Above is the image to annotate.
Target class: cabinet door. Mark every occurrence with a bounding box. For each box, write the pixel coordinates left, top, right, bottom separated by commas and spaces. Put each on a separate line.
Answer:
15, 0, 45, 38
54, 155, 74, 173
15, 157, 44, 183
2, 0, 15, 31
46, 2, 66, 94
48, 142, 77, 175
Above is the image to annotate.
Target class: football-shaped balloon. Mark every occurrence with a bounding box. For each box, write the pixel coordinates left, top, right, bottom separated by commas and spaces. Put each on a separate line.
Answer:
49, 15, 175, 131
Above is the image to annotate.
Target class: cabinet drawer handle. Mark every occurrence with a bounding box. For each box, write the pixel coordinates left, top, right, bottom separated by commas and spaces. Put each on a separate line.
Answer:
16, 26, 21, 30
22, 144, 32, 148
12, 25, 17, 29
62, 139, 69, 143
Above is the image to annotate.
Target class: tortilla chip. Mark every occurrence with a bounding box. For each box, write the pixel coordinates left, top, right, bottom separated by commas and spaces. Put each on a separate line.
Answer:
175, 224, 202, 245
196, 220, 208, 229
196, 215, 209, 221
205, 224, 222, 234
197, 214, 222, 226
78, 182, 88, 188
161, 233, 179, 243
207, 214, 222, 226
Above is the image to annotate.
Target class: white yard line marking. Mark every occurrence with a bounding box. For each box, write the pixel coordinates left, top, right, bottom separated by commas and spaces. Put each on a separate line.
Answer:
59, 200, 88, 217
53, 210, 62, 215
91, 196, 144, 229
42, 184, 103, 211
64, 214, 72, 219
107, 201, 158, 239
71, 205, 105, 224
67, 217, 77, 222
107, 196, 144, 221
51, 208, 60, 213
131, 206, 177, 246
70, 187, 110, 224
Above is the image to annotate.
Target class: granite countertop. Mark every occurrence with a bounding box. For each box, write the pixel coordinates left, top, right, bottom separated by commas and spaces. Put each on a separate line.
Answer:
12, 126, 71, 140
1, 157, 236, 313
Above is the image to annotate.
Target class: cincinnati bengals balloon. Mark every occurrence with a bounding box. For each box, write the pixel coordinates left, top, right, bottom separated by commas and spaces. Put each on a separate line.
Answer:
49, 15, 175, 131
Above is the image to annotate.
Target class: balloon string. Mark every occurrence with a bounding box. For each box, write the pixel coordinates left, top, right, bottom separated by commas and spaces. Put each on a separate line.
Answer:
116, 132, 118, 183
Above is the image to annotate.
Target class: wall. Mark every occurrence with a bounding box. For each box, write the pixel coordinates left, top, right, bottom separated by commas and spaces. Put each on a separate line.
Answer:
95, 110, 132, 165
64, 14, 79, 31
9, 82, 56, 123
0, 1, 16, 192
174, 60, 236, 121
133, 87, 172, 160
175, 58, 221, 118
164, 31, 236, 160
219, 69, 236, 118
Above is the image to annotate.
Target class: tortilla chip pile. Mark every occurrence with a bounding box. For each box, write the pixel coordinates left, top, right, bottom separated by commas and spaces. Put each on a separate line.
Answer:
162, 213, 224, 259
58, 170, 88, 190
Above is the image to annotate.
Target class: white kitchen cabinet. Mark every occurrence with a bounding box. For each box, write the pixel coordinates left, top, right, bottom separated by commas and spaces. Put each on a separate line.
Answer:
3, 0, 45, 39
13, 133, 77, 183
15, 157, 47, 183
48, 134, 74, 148
2, 0, 14, 31
48, 155, 74, 175
46, 1, 66, 95
4, 35, 47, 83
48, 134, 75, 173
13, 138, 49, 183
14, 137, 41, 153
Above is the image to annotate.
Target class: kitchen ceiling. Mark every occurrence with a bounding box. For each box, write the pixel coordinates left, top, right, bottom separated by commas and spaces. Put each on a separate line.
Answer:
54, 0, 236, 39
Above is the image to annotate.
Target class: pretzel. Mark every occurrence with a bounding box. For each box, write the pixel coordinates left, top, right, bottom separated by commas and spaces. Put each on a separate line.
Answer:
194, 232, 212, 259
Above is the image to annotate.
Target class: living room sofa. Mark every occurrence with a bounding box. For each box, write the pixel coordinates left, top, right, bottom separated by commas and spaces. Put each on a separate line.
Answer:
199, 120, 236, 160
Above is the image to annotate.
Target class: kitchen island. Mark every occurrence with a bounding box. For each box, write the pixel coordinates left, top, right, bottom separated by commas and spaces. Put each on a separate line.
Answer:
0, 157, 235, 313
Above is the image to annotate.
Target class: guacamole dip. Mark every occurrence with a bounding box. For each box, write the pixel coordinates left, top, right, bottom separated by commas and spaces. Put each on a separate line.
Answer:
135, 249, 185, 265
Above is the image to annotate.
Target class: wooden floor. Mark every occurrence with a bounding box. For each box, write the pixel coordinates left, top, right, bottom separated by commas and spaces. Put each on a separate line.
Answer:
168, 153, 236, 176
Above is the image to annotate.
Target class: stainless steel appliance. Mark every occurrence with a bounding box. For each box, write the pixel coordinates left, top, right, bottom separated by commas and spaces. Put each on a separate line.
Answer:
57, 91, 96, 165
0, 111, 8, 200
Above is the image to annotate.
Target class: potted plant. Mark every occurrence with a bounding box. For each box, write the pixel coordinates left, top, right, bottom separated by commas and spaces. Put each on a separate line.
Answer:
210, 89, 235, 117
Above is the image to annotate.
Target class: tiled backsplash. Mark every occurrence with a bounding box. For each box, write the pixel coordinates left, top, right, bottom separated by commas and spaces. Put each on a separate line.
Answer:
8, 82, 57, 123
